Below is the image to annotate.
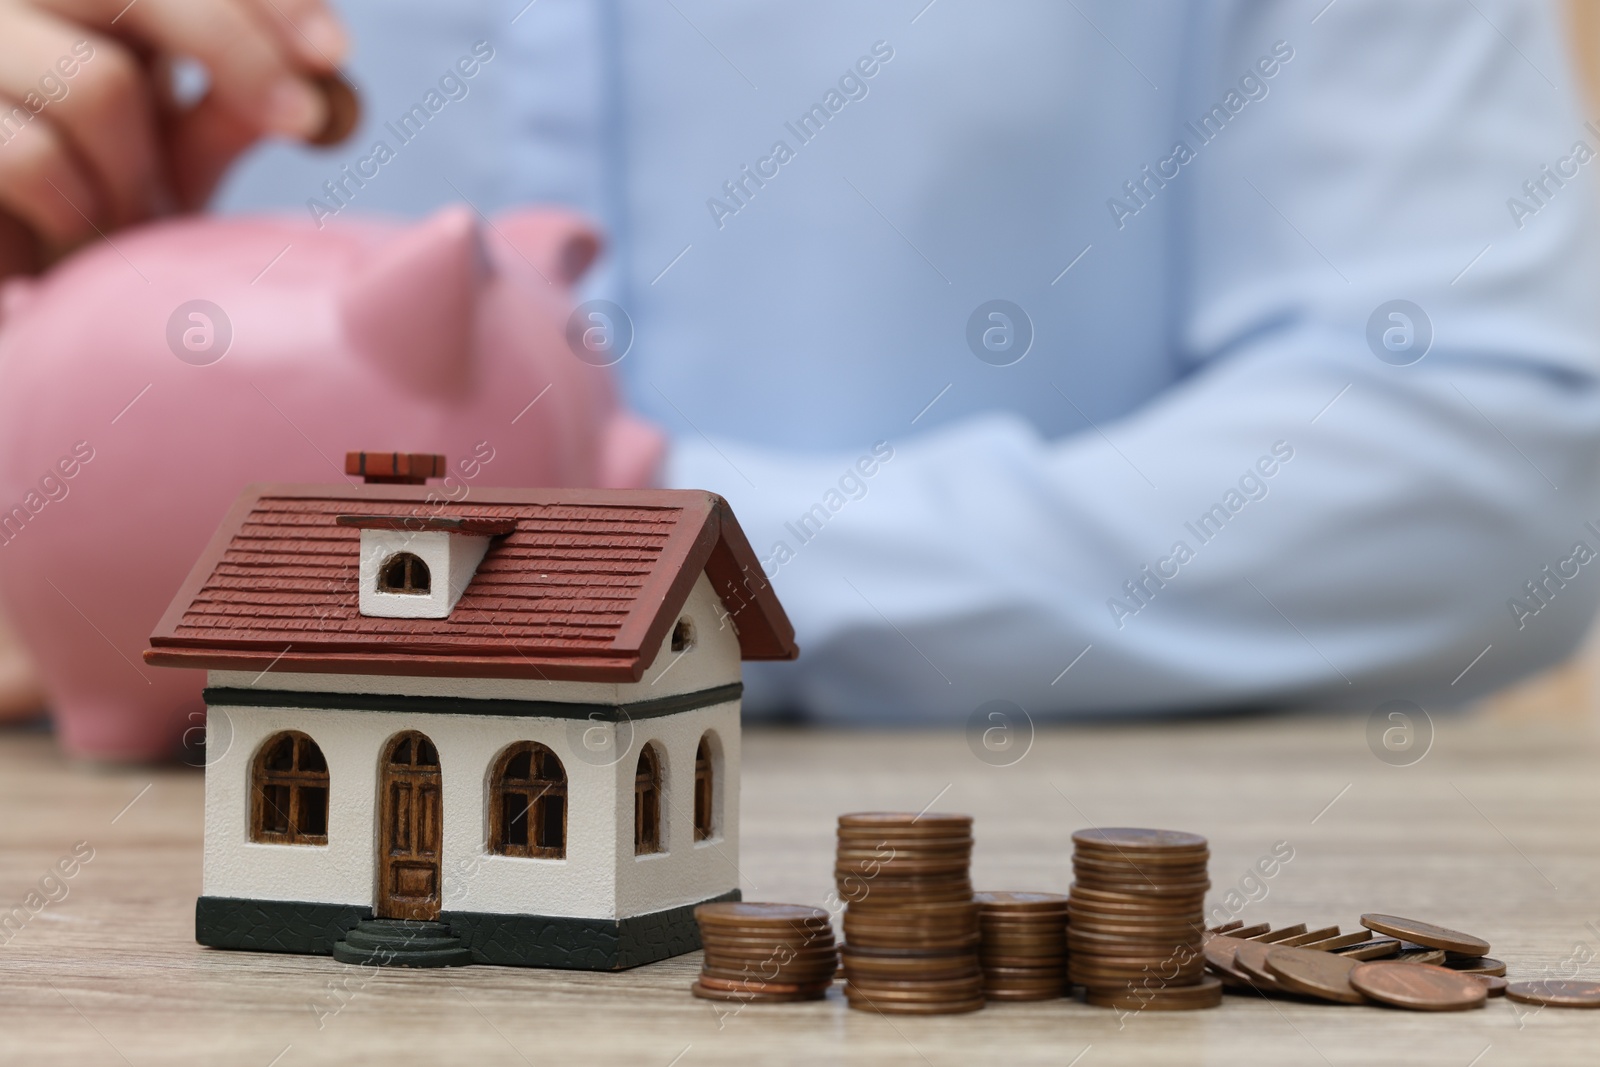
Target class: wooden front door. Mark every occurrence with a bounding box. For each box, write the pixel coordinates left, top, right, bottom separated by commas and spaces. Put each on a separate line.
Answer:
378, 731, 443, 920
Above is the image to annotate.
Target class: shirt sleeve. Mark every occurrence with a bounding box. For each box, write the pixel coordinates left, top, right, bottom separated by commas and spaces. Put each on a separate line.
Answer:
667, 0, 1600, 724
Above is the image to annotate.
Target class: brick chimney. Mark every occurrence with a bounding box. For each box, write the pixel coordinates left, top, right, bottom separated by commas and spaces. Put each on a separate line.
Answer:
345, 451, 446, 485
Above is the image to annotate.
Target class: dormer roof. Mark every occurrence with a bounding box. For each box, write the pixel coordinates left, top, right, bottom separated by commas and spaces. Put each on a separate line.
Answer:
144, 483, 797, 683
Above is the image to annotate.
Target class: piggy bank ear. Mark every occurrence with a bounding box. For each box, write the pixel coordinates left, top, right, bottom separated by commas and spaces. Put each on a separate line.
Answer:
488, 209, 603, 286
341, 205, 489, 399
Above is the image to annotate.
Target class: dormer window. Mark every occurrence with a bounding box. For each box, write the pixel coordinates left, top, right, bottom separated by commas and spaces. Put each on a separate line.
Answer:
336, 514, 516, 619
378, 553, 431, 594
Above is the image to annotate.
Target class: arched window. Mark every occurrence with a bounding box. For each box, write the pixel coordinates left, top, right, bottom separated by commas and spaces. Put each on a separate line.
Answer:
634, 744, 663, 855
694, 736, 714, 841
252, 731, 329, 845
378, 552, 431, 594
491, 742, 567, 859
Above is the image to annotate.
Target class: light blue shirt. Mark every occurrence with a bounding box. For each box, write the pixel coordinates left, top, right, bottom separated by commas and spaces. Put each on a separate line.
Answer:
221, 1, 1600, 723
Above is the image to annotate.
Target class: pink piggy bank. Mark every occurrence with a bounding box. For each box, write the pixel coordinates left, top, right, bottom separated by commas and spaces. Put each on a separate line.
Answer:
0, 206, 664, 761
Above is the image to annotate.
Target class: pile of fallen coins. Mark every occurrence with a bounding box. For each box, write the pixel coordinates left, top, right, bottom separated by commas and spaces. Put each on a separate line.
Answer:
1205, 912, 1512, 1009
836, 813, 986, 1014
1068, 828, 1222, 1011
976, 891, 1069, 1000
687, 818, 1600, 1014
690, 902, 839, 1003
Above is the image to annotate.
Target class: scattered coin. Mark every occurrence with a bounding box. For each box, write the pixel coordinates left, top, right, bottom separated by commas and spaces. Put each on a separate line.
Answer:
1264, 944, 1367, 1005
1505, 979, 1600, 1008
1332, 938, 1401, 961
1348, 961, 1488, 1012
1475, 974, 1508, 997
1359, 914, 1491, 957
1395, 948, 1447, 965
1443, 956, 1507, 977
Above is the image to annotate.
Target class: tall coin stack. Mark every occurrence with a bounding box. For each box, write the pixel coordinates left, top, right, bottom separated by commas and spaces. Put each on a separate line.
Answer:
976, 891, 1069, 1000
1067, 827, 1223, 1011
836, 812, 985, 1015
691, 902, 839, 1003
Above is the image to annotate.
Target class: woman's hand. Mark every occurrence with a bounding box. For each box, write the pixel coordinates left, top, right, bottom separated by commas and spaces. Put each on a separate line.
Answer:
0, 0, 347, 277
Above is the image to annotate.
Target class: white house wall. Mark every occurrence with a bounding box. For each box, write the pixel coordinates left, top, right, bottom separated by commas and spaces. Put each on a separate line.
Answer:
613, 701, 742, 918
201, 570, 745, 921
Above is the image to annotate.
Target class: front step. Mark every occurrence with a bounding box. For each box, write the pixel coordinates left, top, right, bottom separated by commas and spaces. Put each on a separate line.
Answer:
331, 919, 472, 968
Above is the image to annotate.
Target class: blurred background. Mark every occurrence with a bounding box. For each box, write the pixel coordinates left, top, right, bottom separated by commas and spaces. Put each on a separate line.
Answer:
5, 0, 1600, 753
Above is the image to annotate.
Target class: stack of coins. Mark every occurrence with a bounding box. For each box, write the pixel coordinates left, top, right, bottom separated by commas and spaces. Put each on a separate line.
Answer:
976, 891, 1069, 1000
691, 902, 839, 1003
1068, 827, 1221, 1011
837, 812, 985, 1014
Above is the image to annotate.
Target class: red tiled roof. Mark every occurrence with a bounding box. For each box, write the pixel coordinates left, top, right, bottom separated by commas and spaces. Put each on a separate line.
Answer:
144, 484, 797, 682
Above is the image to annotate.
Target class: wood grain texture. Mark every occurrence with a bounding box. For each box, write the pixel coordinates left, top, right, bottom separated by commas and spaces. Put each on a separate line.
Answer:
2, 708, 1599, 1064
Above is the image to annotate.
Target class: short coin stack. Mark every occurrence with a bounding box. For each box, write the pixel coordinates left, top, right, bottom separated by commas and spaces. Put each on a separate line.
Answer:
691, 902, 839, 1003
837, 812, 985, 1014
1068, 827, 1221, 1011
976, 891, 1069, 1000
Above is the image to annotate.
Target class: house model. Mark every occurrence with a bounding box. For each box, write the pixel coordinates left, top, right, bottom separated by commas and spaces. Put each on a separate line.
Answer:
144, 452, 797, 970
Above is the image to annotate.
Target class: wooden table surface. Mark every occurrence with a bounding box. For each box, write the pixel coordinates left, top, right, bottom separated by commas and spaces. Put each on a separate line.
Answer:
1, 706, 1598, 1066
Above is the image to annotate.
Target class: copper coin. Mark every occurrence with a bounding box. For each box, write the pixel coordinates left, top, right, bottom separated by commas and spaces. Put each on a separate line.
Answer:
699, 934, 835, 950
844, 945, 977, 961
1084, 975, 1223, 1011
309, 72, 361, 147
1241, 924, 1308, 943
1071, 851, 1211, 871
983, 920, 1066, 932
1333, 938, 1401, 961
1395, 948, 1446, 966
1069, 882, 1210, 901
698, 903, 832, 926
847, 933, 980, 952
986, 988, 1063, 1001
1359, 914, 1490, 957
1231, 940, 1290, 992
700, 928, 835, 944
1475, 974, 1509, 997
847, 981, 985, 999
981, 954, 1066, 969
1203, 937, 1257, 985
1211, 920, 1244, 934
1218, 923, 1270, 940
1278, 926, 1341, 947
840, 812, 972, 830
1263, 945, 1367, 1005
690, 981, 828, 1003
1443, 956, 1506, 977
1348, 962, 1488, 1011
1069, 885, 1204, 906
844, 985, 985, 1004
979, 979, 1068, 998
982, 963, 1064, 977
695, 974, 835, 996
701, 950, 839, 968
1300, 930, 1371, 952
840, 887, 974, 906
1505, 979, 1600, 1007
701, 964, 839, 984
1072, 827, 1209, 852
845, 961, 979, 981
846, 995, 986, 1015
975, 891, 1070, 910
